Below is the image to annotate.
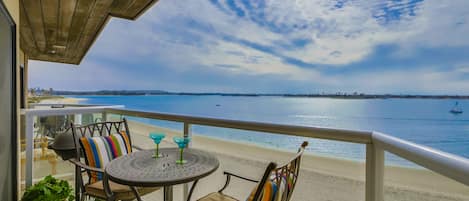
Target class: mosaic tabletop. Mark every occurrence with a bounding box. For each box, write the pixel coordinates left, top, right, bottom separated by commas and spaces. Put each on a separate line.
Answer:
105, 148, 219, 187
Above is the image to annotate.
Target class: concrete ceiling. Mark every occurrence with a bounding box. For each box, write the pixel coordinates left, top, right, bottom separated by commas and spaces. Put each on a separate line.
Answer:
20, 0, 158, 65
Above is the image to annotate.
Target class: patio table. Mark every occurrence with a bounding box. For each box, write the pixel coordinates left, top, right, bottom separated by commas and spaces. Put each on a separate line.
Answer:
105, 148, 219, 201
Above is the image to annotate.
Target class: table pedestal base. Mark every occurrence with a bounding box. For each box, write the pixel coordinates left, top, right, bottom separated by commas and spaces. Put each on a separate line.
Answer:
164, 186, 173, 201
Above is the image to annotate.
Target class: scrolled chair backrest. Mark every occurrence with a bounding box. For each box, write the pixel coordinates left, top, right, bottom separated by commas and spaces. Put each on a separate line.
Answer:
270, 141, 308, 201
71, 118, 133, 184
248, 141, 308, 201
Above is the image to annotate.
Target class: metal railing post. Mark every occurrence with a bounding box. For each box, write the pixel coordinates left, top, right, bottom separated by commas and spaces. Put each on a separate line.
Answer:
74, 114, 82, 125
101, 111, 107, 122
183, 122, 192, 200
365, 143, 384, 201
25, 113, 34, 187
184, 123, 192, 146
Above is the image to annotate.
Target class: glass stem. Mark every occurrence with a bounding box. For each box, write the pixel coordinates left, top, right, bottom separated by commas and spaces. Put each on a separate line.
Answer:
156, 143, 159, 157
180, 148, 184, 162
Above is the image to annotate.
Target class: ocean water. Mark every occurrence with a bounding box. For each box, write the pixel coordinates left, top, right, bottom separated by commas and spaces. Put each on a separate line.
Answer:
77, 95, 469, 167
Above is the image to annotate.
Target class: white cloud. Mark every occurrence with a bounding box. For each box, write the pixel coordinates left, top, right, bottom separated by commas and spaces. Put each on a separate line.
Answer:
199, 40, 322, 80
405, 0, 469, 47
324, 67, 469, 94
28, 60, 145, 90
90, 0, 318, 78
90, 0, 469, 70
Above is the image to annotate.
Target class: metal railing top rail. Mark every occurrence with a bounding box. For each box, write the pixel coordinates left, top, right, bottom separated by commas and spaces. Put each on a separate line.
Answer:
21, 105, 124, 117
105, 107, 469, 187
105, 108, 372, 144
372, 132, 469, 186
29, 103, 113, 108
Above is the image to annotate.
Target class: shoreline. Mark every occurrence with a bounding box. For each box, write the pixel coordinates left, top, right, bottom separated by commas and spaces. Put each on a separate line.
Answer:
64, 93, 469, 100
37, 96, 87, 104
56, 92, 469, 100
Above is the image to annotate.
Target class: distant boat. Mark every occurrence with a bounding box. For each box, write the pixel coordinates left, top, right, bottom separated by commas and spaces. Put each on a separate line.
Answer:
450, 102, 463, 114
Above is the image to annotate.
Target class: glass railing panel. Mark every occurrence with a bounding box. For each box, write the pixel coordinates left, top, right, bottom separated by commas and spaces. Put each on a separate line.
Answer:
384, 152, 469, 201
122, 116, 184, 149
19, 114, 73, 193
20, 112, 106, 193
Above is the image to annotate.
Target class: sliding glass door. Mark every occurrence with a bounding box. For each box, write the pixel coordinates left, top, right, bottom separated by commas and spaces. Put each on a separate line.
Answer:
0, 2, 17, 200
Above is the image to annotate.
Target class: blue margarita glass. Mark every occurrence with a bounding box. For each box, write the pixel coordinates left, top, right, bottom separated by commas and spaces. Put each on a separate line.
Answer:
173, 136, 191, 164
149, 132, 165, 158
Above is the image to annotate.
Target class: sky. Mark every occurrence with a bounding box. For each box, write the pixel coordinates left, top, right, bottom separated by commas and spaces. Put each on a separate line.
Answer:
29, 0, 469, 94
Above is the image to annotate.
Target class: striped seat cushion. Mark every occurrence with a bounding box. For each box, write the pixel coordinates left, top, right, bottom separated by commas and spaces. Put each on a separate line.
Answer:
80, 131, 132, 183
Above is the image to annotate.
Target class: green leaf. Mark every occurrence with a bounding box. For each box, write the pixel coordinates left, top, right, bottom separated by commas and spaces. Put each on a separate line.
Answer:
21, 175, 75, 201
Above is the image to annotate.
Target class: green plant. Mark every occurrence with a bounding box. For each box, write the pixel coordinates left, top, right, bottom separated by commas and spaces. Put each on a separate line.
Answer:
21, 175, 74, 201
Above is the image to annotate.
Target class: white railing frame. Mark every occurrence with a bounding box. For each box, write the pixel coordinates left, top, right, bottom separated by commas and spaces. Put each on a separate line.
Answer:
20, 105, 469, 201
105, 108, 469, 201
20, 105, 124, 188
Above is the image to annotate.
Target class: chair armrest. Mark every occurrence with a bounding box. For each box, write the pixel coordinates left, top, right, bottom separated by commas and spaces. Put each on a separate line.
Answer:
69, 158, 104, 173
218, 171, 259, 193
224, 171, 259, 183
132, 145, 145, 151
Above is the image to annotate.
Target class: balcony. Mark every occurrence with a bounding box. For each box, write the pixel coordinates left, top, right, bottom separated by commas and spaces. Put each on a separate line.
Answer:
20, 103, 469, 201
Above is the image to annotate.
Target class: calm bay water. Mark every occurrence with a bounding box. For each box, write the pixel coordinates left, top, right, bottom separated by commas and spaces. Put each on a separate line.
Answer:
78, 95, 469, 167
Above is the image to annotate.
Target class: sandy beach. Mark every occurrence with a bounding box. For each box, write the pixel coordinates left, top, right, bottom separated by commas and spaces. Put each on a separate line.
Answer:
38, 97, 469, 201
38, 97, 86, 104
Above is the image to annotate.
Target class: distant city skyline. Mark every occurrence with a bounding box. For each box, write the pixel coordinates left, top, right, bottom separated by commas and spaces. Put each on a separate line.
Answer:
29, 0, 469, 94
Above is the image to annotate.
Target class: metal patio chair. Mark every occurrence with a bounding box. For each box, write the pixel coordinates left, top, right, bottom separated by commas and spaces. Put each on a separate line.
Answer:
70, 118, 160, 201
195, 141, 308, 201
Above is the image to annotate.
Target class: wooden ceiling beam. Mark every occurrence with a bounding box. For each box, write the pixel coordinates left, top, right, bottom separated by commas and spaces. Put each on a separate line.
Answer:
22, 0, 47, 53
71, 0, 114, 63
56, 0, 77, 57
42, 0, 59, 55
19, 2, 39, 57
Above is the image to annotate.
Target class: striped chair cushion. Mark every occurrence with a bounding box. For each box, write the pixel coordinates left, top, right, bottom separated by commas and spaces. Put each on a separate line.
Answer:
247, 172, 298, 201
246, 180, 278, 201
274, 176, 289, 201
80, 132, 132, 183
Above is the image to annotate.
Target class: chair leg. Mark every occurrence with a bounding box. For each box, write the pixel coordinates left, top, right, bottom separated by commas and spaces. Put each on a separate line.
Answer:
187, 180, 199, 201
80, 193, 86, 201
103, 173, 115, 200
106, 196, 116, 201
130, 186, 143, 201
218, 174, 231, 193
75, 167, 81, 201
